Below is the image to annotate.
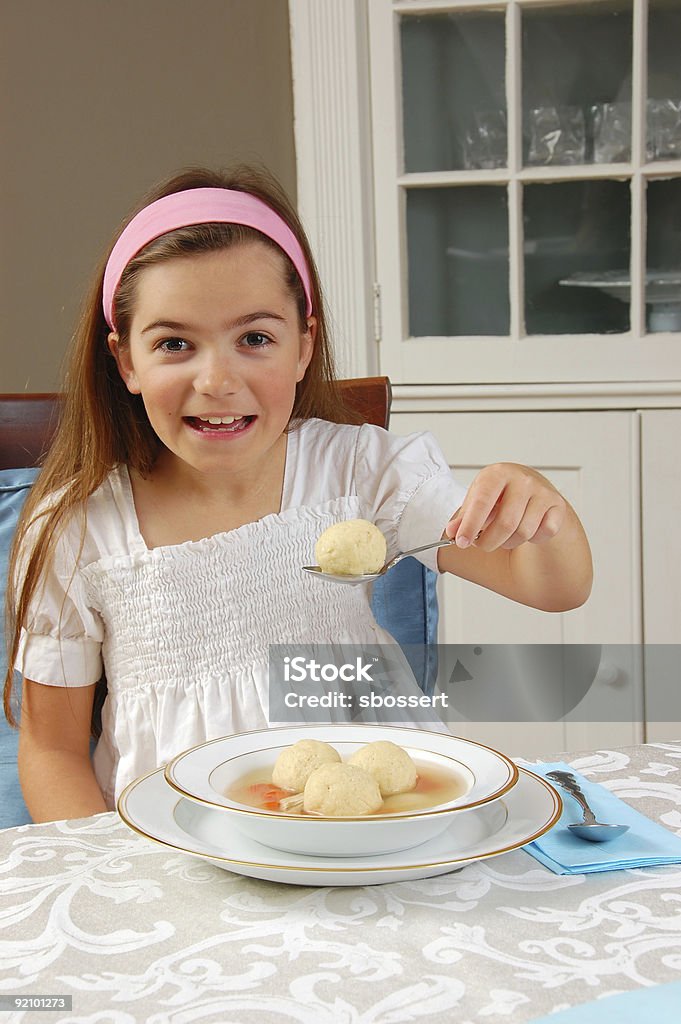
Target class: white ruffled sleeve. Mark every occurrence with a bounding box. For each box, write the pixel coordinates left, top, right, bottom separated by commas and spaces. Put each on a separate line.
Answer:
15, 507, 104, 687
354, 425, 468, 571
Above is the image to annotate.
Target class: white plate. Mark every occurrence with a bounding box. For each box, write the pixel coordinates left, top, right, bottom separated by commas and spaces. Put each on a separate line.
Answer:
559, 269, 681, 305
163, 725, 520, 857
118, 766, 561, 886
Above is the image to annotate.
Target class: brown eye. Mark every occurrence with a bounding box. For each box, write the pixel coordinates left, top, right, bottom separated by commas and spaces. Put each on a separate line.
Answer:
159, 337, 189, 352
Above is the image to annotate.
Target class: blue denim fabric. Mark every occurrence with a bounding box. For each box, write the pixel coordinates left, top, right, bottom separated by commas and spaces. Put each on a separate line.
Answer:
0, 468, 40, 828
370, 556, 440, 695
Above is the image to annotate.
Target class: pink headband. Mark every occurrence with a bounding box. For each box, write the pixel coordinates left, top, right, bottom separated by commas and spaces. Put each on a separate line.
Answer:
102, 187, 314, 329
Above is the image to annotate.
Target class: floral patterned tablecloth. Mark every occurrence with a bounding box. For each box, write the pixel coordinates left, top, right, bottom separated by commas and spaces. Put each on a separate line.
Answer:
1, 743, 680, 1024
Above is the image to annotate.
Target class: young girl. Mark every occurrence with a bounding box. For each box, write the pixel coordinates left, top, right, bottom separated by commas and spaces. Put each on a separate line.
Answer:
4, 166, 592, 823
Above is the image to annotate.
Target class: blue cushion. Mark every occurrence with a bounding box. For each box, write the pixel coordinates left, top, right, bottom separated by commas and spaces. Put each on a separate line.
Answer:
0, 467, 40, 828
370, 556, 439, 694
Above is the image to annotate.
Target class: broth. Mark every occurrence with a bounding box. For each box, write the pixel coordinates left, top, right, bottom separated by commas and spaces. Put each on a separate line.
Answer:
226, 759, 467, 815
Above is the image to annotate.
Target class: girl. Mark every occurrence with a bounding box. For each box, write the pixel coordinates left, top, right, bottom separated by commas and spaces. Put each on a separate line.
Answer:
4, 166, 592, 823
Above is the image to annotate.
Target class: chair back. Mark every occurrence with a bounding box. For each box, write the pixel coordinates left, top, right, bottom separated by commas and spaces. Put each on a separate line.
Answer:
0, 394, 63, 470
337, 376, 391, 430
0, 378, 391, 470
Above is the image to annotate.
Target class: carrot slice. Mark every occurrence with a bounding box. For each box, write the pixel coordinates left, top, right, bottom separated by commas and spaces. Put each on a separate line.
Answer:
246, 782, 292, 808
413, 774, 439, 792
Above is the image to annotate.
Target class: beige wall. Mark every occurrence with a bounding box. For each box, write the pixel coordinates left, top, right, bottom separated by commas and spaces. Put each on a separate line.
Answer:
1, 0, 296, 391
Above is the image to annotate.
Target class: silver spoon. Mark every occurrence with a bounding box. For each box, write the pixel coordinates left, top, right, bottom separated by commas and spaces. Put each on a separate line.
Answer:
546, 769, 630, 843
302, 538, 456, 585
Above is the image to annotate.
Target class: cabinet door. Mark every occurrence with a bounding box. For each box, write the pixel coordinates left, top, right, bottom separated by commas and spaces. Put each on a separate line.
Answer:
390, 410, 643, 756
641, 409, 681, 741
369, 0, 681, 385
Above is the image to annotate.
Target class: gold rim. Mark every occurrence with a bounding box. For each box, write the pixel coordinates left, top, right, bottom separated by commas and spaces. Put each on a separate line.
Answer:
118, 766, 562, 875
163, 723, 520, 821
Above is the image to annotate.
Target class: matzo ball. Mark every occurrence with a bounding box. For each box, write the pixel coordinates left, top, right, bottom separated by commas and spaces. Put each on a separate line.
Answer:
349, 740, 417, 796
272, 739, 341, 793
303, 762, 383, 816
315, 519, 387, 576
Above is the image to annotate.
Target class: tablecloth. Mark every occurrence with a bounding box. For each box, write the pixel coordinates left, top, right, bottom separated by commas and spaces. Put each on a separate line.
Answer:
1, 742, 680, 1023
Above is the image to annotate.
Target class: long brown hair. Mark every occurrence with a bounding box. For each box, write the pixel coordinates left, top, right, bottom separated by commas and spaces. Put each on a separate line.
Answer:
4, 165, 358, 731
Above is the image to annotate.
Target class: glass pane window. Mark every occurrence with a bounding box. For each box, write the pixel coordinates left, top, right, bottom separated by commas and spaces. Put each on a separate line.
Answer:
406, 186, 509, 337
647, 0, 681, 162
522, 2, 633, 167
646, 178, 681, 331
401, 11, 506, 173
372, 0, 681, 363
525, 181, 631, 334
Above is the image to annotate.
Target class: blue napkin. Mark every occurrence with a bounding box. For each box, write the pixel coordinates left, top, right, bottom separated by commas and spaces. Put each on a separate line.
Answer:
525, 979, 681, 1023
523, 761, 681, 874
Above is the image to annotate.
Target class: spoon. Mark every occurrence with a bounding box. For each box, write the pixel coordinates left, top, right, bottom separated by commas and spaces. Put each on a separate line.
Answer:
546, 770, 630, 843
302, 538, 456, 585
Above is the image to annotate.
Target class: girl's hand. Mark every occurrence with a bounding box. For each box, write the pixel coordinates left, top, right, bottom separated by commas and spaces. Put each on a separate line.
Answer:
445, 463, 567, 552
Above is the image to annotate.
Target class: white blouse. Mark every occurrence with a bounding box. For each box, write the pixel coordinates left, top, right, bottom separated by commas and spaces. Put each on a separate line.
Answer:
17, 419, 467, 806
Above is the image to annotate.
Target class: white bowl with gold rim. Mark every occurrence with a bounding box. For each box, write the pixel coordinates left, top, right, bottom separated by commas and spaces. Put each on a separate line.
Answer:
164, 724, 519, 858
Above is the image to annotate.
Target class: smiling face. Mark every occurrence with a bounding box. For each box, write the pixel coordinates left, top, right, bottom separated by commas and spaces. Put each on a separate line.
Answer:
108, 241, 315, 483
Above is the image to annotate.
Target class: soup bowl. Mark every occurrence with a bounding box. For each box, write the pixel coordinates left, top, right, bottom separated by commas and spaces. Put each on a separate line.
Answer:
164, 724, 519, 857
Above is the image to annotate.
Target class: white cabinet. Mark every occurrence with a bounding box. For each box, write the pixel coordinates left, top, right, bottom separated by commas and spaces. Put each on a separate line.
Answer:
641, 409, 681, 742
289, 1, 681, 382
390, 409, 644, 756
369, 0, 681, 386
641, 409, 681, 644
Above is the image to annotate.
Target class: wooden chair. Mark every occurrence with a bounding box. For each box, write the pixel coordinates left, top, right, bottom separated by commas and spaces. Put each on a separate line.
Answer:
338, 376, 391, 431
0, 377, 392, 470
0, 394, 64, 470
